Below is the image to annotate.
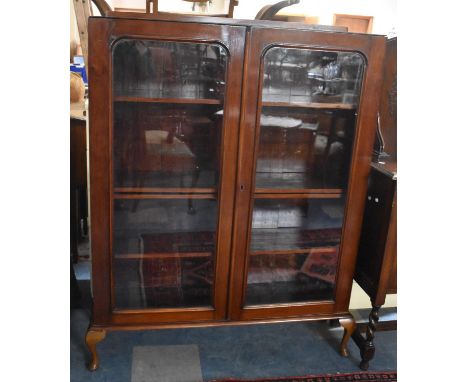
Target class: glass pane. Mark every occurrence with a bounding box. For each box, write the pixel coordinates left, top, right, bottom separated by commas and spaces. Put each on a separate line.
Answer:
112, 39, 227, 191
256, 48, 364, 191
113, 102, 222, 189
245, 47, 364, 305
113, 39, 227, 191
256, 107, 356, 190
245, 47, 364, 306
111, 38, 227, 311
262, 48, 364, 105
113, 198, 217, 309
113, 39, 227, 100
245, 198, 344, 305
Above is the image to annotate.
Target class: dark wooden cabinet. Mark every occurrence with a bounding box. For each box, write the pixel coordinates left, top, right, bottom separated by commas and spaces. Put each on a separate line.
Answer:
354, 163, 397, 306
352, 162, 397, 371
86, 13, 385, 370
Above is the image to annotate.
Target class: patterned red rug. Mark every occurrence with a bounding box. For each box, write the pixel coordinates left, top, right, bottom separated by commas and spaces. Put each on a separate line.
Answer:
210, 371, 397, 382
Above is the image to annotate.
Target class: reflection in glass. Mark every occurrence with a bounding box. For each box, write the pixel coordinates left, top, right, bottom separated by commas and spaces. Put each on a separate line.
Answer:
256, 107, 356, 190
111, 39, 227, 190
245, 47, 364, 306
262, 48, 364, 105
113, 39, 227, 100
254, 48, 364, 191
245, 198, 344, 305
113, 103, 222, 189
246, 250, 339, 305
111, 38, 228, 310
113, 199, 217, 309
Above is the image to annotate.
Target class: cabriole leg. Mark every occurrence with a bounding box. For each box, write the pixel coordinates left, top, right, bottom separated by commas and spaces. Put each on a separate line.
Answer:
85, 328, 106, 371
339, 317, 356, 357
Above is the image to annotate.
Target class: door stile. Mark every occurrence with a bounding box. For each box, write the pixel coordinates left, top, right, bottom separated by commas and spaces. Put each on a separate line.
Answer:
228, 28, 260, 320
211, 25, 246, 320
89, 19, 113, 325
333, 37, 386, 312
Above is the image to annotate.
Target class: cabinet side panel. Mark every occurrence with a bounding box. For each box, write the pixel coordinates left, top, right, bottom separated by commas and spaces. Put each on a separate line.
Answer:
377, 184, 397, 301
376, 37, 397, 159
89, 18, 112, 324
354, 168, 395, 303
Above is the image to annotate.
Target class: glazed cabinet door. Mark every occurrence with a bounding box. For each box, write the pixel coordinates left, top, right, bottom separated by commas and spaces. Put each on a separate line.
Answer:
89, 17, 245, 325
229, 28, 385, 320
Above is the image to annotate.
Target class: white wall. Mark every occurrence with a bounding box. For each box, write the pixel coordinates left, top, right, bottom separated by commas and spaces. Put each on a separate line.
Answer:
350, 282, 397, 310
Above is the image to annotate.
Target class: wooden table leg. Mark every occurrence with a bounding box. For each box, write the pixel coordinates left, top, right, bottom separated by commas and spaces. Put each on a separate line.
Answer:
359, 305, 380, 370
350, 305, 380, 370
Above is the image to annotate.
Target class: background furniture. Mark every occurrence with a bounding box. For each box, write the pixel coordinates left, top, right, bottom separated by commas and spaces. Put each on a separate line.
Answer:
70, 101, 87, 312
351, 37, 397, 371
333, 14, 374, 34
145, 0, 238, 17
72, 0, 112, 76
86, 13, 385, 370
255, 0, 299, 20
70, 101, 88, 262
374, 37, 397, 160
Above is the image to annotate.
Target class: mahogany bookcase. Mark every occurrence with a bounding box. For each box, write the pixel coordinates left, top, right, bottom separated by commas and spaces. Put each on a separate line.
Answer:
86, 12, 385, 370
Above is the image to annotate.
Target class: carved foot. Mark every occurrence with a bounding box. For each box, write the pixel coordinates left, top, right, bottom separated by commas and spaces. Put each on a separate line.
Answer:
360, 360, 370, 371
339, 317, 356, 357
85, 329, 106, 371
356, 332, 375, 370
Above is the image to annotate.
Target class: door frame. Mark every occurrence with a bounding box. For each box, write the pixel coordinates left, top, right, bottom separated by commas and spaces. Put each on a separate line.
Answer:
228, 27, 386, 321
88, 16, 246, 325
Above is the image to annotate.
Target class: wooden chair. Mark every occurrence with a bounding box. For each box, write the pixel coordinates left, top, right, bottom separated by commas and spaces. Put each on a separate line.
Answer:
146, 0, 238, 18
72, 0, 112, 75
255, 0, 300, 20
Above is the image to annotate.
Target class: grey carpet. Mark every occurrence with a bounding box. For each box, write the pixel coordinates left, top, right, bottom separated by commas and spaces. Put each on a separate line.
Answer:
131, 345, 203, 382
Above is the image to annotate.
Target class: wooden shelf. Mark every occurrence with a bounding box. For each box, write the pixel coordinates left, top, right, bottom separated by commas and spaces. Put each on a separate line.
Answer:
114, 190, 343, 199
254, 189, 343, 199
114, 96, 222, 105
115, 252, 212, 260
262, 101, 355, 110
250, 245, 339, 256
115, 240, 339, 259
114, 193, 216, 200
114, 187, 216, 194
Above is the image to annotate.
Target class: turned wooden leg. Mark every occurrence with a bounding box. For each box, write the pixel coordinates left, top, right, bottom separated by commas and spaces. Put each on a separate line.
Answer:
359, 305, 381, 370
85, 329, 106, 371
339, 317, 356, 357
